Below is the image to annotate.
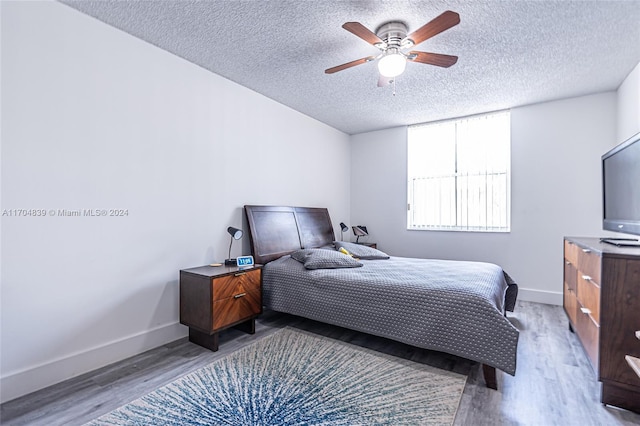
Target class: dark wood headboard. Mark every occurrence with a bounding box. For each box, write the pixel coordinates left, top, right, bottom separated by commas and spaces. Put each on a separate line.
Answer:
244, 205, 335, 264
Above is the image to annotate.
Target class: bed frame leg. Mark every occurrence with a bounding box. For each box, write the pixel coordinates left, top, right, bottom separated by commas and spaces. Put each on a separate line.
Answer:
482, 364, 498, 390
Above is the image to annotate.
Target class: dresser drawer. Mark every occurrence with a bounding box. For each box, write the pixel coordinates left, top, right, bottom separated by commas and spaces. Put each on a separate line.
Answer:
212, 286, 261, 330
577, 246, 601, 285
564, 240, 579, 266
213, 268, 261, 301
564, 282, 578, 327
564, 259, 577, 292
575, 298, 600, 373
576, 273, 600, 325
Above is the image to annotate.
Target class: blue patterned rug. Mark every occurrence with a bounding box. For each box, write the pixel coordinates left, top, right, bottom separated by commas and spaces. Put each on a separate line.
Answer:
88, 328, 466, 425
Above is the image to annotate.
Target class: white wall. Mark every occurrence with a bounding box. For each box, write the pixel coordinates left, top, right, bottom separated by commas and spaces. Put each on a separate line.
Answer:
350, 93, 618, 306
617, 62, 640, 141
0, 1, 350, 402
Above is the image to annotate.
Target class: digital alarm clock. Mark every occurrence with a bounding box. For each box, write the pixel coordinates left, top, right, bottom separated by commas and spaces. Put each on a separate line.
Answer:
236, 255, 254, 269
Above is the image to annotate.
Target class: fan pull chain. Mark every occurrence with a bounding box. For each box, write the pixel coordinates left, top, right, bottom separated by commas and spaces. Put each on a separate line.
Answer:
392, 79, 396, 96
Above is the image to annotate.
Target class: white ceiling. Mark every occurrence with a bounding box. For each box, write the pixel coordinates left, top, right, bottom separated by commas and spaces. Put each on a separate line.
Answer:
61, 0, 640, 135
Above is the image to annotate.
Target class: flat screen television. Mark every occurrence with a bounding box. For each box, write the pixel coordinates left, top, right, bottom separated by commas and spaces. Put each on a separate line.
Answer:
602, 131, 640, 240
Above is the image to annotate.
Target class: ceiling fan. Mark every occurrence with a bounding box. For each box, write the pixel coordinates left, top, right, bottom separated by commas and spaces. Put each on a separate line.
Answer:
325, 10, 460, 87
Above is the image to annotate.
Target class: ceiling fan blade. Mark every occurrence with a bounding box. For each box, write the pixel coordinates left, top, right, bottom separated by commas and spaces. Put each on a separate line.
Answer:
342, 22, 384, 46
325, 56, 375, 74
405, 11, 460, 46
409, 51, 458, 67
377, 74, 392, 87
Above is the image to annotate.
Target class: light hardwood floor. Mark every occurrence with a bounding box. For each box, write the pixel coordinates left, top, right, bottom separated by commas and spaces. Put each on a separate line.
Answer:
2, 301, 640, 425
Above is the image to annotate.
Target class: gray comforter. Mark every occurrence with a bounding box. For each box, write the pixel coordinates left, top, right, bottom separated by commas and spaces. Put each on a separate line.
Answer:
263, 255, 519, 375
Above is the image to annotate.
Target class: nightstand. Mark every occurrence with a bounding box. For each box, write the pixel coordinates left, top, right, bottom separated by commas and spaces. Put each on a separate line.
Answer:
179, 265, 262, 351
356, 242, 377, 249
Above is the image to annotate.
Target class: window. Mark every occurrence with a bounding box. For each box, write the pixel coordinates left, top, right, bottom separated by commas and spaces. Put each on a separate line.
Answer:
407, 111, 511, 232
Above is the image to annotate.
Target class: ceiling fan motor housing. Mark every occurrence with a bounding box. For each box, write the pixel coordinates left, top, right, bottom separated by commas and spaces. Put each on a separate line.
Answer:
375, 21, 410, 49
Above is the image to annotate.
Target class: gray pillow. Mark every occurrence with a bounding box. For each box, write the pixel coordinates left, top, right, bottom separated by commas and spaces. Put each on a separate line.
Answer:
291, 248, 363, 269
333, 241, 390, 260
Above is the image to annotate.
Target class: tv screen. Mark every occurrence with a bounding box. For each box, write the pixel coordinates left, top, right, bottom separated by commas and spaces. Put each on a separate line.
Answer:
602, 132, 640, 237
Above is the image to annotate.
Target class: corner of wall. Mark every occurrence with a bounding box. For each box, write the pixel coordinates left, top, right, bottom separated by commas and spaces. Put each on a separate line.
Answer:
617, 61, 640, 142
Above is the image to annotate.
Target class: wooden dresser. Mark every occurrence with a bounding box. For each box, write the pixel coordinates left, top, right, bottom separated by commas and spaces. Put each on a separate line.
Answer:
563, 237, 640, 413
180, 265, 262, 351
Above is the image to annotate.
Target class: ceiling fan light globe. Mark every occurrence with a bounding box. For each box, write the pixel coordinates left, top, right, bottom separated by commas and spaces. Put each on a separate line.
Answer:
378, 53, 406, 78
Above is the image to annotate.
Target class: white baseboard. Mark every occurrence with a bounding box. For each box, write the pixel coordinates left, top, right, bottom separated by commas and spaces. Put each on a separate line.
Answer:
0, 322, 187, 404
517, 287, 563, 306
0, 289, 562, 403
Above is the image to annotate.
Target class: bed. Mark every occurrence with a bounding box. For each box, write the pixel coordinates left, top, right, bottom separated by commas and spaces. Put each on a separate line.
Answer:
244, 205, 519, 389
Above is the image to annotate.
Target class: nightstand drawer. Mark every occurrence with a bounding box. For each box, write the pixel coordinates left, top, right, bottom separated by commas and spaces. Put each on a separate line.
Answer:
213, 268, 261, 301
213, 286, 261, 330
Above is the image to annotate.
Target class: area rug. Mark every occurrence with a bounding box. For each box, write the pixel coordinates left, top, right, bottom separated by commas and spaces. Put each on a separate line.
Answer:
88, 327, 467, 425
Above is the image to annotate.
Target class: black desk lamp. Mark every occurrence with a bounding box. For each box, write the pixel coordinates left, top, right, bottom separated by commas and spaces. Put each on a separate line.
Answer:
352, 226, 368, 243
340, 222, 348, 241
225, 226, 243, 266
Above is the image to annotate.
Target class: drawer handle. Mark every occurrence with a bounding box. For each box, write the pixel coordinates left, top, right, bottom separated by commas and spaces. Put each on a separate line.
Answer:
635, 331, 640, 340
582, 275, 592, 282
580, 307, 591, 315
582, 249, 591, 253
565, 261, 571, 265
233, 293, 246, 299
234, 272, 246, 277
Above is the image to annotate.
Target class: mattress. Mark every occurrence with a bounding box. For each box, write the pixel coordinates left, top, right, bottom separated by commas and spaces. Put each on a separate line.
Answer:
262, 254, 519, 375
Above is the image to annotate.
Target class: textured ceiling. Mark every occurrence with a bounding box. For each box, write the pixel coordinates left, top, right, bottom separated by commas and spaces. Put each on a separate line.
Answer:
61, 0, 640, 135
